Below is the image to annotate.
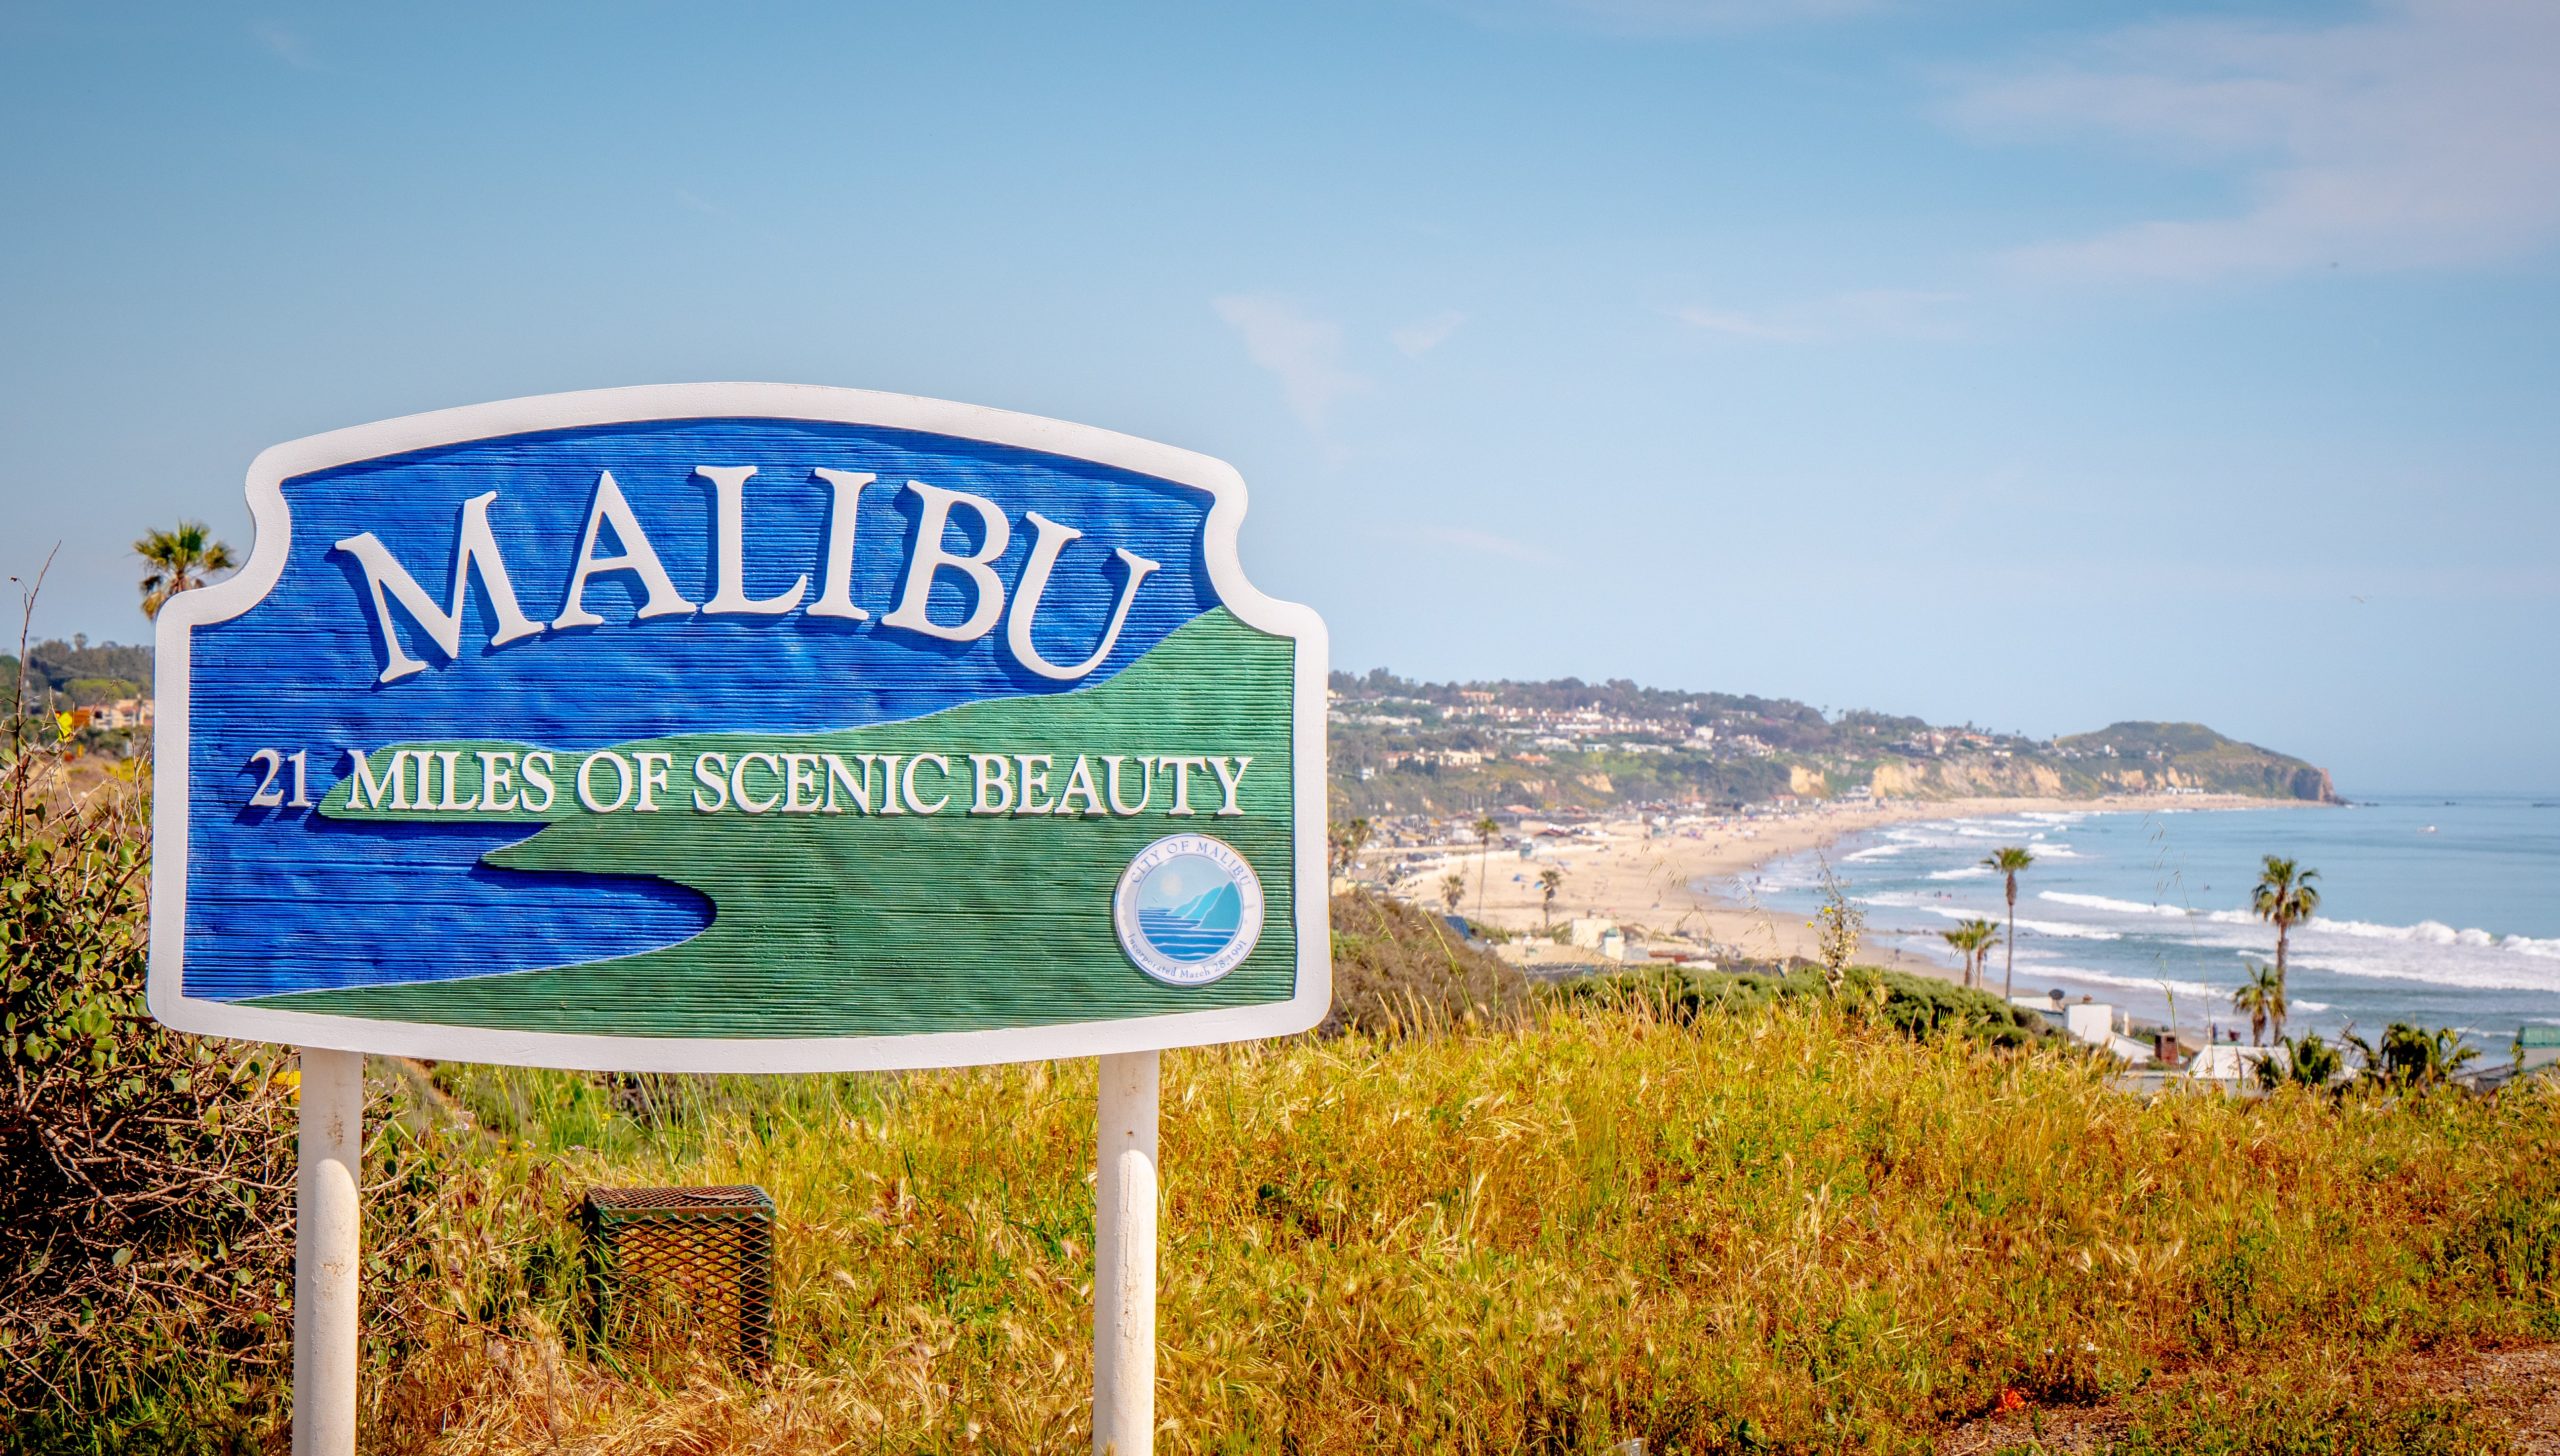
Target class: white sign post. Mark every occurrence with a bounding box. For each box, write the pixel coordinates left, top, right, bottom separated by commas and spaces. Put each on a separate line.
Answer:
293, 1048, 364, 1456
1092, 1049, 1161, 1455
150, 386, 1327, 1453
290, 1051, 1176, 1453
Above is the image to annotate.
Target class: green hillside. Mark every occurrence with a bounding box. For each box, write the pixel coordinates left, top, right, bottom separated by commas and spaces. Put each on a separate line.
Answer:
1329, 673, 2341, 814
2056, 720, 2340, 802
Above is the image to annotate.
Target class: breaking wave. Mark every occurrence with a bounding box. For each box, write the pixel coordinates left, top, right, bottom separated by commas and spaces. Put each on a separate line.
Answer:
2036, 893, 2560, 961
2310, 916, 2560, 959
2003, 958, 2229, 1005
2017, 917, 2125, 941
2292, 951, 2560, 996
2040, 891, 2195, 917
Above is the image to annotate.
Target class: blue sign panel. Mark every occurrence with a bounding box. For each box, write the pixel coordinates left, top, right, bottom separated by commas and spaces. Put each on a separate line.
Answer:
149, 385, 1328, 1071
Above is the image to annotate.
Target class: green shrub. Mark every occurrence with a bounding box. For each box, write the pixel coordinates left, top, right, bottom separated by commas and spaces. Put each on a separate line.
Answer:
1323, 890, 1526, 1037
1545, 962, 2054, 1048
0, 769, 298, 1450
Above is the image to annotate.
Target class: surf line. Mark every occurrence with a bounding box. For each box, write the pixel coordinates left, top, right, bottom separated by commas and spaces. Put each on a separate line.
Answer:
338, 747, 1251, 820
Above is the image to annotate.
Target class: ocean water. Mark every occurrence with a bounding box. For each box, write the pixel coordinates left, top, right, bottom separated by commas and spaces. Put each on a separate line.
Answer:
1743, 794, 2560, 1046
1139, 907, 1235, 961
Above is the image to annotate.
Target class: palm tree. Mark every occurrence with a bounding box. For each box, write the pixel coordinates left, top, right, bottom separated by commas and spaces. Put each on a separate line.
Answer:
1538, 867, 1564, 929
1940, 918, 1999, 990
2351, 1022, 2478, 1090
2432, 1030, 2482, 1087
135, 521, 238, 619
2251, 856, 2321, 1009
1327, 817, 1373, 881
2231, 961, 2285, 1047
1439, 872, 1465, 917
2258, 1030, 2343, 1091
1472, 814, 1499, 919
1938, 924, 1973, 988
1982, 846, 2036, 1001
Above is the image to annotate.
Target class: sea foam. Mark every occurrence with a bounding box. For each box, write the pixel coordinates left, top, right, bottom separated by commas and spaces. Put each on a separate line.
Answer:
2040, 890, 2196, 918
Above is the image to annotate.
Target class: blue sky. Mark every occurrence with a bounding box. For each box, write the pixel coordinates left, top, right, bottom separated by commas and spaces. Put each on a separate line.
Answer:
3, 1, 2553, 792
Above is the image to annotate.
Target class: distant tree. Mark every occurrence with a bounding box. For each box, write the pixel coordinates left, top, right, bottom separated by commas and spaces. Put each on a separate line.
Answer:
2231, 961, 2285, 1046
2347, 1022, 2476, 1091
2251, 857, 2321, 1011
1969, 920, 2001, 988
1940, 919, 1999, 990
1938, 924, 1971, 988
1327, 817, 1373, 881
1472, 814, 1499, 919
134, 521, 237, 619
1538, 867, 1564, 929
1439, 872, 1466, 917
2257, 1030, 2344, 1091
1981, 847, 2036, 1000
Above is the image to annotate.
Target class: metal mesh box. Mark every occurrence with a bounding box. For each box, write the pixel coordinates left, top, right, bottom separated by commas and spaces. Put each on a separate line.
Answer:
582, 1185, 775, 1372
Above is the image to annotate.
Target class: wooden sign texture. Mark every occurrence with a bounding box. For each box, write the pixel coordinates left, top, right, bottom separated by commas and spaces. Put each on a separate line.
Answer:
147, 384, 1329, 1071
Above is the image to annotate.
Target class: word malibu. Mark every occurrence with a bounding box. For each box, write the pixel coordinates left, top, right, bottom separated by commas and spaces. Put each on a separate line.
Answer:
332, 468, 1161, 685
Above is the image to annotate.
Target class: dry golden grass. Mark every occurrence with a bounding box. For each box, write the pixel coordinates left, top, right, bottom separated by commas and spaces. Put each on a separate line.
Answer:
360, 999, 2560, 1455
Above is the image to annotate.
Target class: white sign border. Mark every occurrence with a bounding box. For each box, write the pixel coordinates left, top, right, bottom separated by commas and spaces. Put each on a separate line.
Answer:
148, 382, 1331, 1072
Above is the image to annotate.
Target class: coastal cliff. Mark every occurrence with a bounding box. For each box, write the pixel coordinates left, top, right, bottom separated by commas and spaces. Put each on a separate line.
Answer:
1866, 722, 2339, 805
1330, 669, 2340, 815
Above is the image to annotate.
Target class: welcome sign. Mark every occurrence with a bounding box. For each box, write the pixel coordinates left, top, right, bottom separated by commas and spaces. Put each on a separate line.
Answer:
148, 384, 1328, 1071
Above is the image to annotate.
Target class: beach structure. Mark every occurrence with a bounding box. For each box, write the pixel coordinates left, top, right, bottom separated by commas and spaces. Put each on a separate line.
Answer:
2523, 1025, 2560, 1075
2186, 1044, 2275, 1083
1565, 916, 1619, 951
2067, 1002, 2156, 1065
2017, 995, 2155, 1065
2473, 1025, 2560, 1091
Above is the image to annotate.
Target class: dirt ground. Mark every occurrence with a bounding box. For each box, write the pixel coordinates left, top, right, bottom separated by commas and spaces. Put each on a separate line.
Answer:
1937, 1344, 2560, 1455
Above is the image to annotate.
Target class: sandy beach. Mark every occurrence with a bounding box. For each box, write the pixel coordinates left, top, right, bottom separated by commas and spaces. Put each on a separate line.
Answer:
1363, 794, 2279, 976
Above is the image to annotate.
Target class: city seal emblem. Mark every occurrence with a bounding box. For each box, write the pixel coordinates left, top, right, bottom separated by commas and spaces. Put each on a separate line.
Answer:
1113, 833, 1266, 987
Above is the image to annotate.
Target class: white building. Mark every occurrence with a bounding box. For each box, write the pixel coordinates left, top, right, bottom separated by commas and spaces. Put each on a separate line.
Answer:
1565, 916, 1617, 950
2187, 1044, 2275, 1083
2025, 996, 2156, 1065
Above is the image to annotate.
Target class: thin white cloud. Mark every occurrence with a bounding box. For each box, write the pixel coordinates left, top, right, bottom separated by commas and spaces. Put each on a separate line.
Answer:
1946, 0, 2560, 280
1673, 289, 1961, 343
1391, 310, 1469, 358
252, 21, 322, 71
1213, 294, 1368, 433
1442, 0, 1885, 35
1827, 289, 1965, 339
